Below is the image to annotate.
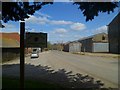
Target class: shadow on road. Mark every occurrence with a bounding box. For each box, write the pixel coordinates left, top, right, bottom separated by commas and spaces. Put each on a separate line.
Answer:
2, 64, 104, 89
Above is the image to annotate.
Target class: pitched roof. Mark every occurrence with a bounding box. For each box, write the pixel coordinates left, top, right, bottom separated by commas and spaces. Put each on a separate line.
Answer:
78, 33, 107, 41
0, 32, 20, 42
0, 32, 20, 48
108, 12, 120, 26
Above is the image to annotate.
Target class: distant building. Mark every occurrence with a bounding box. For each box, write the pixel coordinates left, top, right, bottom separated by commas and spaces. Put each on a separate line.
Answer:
78, 33, 109, 53
69, 42, 82, 53
52, 43, 63, 51
0, 33, 20, 61
108, 12, 120, 54
63, 41, 82, 53
63, 43, 69, 52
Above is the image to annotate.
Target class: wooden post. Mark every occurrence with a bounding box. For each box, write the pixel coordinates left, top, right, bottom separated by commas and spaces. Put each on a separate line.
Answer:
20, 20, 25, 90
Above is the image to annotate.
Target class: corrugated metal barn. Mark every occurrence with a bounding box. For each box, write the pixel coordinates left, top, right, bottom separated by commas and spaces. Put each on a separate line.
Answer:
0, 33, 20, 62
69, 42, 81, 53
78, 33, 109, 53
63, 42, 81, 53
63, 43, 69, 52
108, 12, 120, 54
92, 43, 109, 52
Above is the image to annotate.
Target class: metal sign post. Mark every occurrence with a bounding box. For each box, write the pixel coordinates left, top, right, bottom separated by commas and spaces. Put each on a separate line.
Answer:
20, 24, 47, 89
20, 20, 25, 90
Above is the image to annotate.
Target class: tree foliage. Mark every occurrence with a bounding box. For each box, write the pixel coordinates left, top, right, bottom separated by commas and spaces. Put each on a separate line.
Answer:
73, 2, 118, 21
2, 2, 53, 23
47, 41, 52, 50
0, 2, 119, 27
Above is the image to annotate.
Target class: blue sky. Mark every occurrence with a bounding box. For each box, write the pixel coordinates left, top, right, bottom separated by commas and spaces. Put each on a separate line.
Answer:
1, 2, 119, 43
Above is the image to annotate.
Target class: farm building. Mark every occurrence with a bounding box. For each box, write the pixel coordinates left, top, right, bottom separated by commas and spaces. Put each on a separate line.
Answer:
108, 12, 120, 54
78, 33, 109, 53
69, 42, 82, 53
63, 43, 69, 52
63, 41, 81, 53
0, 33, 20, 62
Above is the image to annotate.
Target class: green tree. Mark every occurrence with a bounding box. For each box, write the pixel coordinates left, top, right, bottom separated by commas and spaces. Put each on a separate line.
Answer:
73, 2, 118, 21
47, 41, 52, 50
0, 2, 53, 27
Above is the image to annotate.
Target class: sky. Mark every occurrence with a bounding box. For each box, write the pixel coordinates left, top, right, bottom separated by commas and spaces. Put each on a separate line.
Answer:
1, 2, 119, 44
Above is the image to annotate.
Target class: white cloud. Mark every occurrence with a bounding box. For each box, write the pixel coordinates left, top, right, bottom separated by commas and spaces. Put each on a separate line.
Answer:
26, 12, 51, 24
59, 34, 65, 38
94, 25, 108, 34
26, 15, 49, 25
25, 15, 37, 23
70, 22, 86, 31
26, 16, 73, 25
3, 23, 16, 28
38, 17, 49, 24
53, 28, 67, 34
36, 12, 51, 18
26, 14, 73, 25
50, 20, 73, 25
0, 23, 19, 33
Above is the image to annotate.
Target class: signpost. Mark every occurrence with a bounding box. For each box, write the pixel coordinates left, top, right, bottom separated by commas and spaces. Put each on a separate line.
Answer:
20, 20, 25, 90
20, 24, 47, 89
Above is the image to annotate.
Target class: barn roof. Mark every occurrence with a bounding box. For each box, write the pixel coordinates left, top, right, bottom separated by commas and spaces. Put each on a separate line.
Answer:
108, 12, 120, 26
78, 33, 107, 41
0, 32, 20, 48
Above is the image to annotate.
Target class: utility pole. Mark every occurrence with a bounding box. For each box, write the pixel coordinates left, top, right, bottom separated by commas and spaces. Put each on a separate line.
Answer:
20, 20, 25, 90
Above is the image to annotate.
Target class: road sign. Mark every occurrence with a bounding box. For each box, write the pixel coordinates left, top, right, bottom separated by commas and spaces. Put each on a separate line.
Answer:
25, 32, 47, 48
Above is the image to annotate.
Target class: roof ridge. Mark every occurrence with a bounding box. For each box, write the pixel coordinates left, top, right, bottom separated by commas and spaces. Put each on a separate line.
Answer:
0, 33, 20, 42
0, 32, 19, 34
78, 32, 107, 41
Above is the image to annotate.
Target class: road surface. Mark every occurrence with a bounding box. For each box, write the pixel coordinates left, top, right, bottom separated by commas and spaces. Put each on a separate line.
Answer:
3, 50, 118, 88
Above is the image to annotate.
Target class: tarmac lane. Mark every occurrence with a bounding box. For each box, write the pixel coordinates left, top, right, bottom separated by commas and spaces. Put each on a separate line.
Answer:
2, 50, 119, 88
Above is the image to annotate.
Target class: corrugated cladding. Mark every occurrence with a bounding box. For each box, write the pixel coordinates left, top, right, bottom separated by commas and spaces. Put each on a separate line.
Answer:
93, 43, 109, 52
63, 43, 69, 52
78, 33, 108, 52
69, 42, 81, 53
108, 12, 120, 54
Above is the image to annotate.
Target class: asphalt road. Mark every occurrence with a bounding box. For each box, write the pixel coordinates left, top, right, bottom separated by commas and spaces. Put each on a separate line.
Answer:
3, 50, 118, 88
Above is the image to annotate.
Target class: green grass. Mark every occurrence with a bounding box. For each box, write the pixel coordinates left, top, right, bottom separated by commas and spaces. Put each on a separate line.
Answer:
2, 77, 63, 89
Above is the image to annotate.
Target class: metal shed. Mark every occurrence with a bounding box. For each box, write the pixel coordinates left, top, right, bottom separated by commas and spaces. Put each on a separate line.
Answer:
63, 43, 69, 52
78, 33, 109, 53
69, 42, 81, 53
93, 43, 109, 52
108, 12, 120, 54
